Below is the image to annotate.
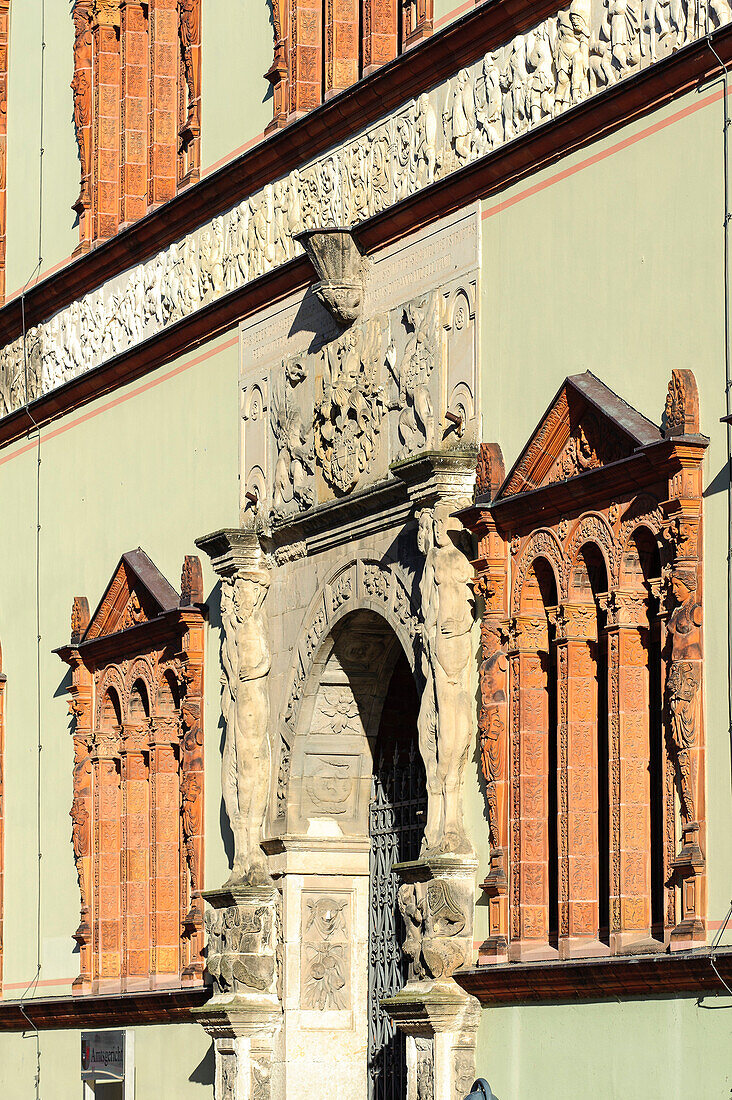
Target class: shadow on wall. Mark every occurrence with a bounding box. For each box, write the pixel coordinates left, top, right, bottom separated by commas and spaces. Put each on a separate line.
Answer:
189, 1041, 215, 1086
208, 578, 235, 871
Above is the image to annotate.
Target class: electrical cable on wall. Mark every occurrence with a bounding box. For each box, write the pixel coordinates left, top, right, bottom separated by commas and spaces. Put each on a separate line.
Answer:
14, 1, 46, 1096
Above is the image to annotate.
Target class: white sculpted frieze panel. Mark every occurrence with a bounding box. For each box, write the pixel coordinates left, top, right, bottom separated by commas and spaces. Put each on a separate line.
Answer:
0, 0, 714, 416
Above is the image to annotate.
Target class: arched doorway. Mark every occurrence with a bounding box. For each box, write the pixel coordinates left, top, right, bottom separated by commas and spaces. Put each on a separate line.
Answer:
368, 651, 426, 1100
279, 605, 426, 1098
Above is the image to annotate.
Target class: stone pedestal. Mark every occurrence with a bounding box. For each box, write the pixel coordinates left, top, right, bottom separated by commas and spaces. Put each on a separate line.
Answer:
387, 855, 479, 1100
383, 980, 480, 1100
194, 885, 282, 1100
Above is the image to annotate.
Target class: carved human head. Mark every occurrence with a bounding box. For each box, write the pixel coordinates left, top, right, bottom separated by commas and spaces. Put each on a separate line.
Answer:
417, 508, 433, 555
671, 566, 697, 602
433, 500, 460, 547
233, 572, 269, 616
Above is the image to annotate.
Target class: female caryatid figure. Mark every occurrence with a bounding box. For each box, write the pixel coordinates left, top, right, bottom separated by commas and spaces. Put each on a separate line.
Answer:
221, 569, 272, 886
666, 565, 702, 824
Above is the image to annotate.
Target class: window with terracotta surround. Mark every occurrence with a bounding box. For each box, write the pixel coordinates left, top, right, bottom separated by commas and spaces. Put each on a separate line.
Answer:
56, 549, 205, 994
462, 370, 707, 964
266, 0, 432, 129
71, 0, 201, 249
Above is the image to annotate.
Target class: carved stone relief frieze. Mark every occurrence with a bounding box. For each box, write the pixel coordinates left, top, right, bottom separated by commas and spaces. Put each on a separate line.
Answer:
2, 0, 708, 417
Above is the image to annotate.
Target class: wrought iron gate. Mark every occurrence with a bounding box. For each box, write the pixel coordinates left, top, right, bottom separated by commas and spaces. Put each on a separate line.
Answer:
368, 741, 427, 1100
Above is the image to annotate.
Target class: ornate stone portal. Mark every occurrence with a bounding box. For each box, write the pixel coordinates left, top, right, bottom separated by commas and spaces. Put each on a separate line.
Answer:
197, 209, 482, 1099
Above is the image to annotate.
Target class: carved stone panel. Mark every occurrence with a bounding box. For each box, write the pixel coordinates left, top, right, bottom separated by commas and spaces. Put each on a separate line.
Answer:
300, 892, 351, 1011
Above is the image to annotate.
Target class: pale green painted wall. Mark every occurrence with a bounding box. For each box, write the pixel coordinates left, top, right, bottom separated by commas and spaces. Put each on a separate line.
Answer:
476, 994, 732, 1098
0, 1022, 213, 1098
478, 83, 732, 937
200, 0, 274, 172
6, 0, 79, 298
0, 331, 239, 1007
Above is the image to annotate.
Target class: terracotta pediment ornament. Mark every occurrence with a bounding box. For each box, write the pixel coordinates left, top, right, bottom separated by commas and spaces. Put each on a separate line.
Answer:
81, 548, 182, 643
498, 371, 662, 500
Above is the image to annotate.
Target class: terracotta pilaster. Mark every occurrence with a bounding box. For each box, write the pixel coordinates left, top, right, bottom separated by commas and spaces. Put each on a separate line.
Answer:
0, 2, 10, 304
72, 1, 94, 250
324, 0, 359, 99
265, 0, 289, 132
92, 1, 122, 240
363, 0, 398, 75
150, 720, 180, 985
94, 749, 122, 989
508, 615, 554, 961
178, 0, 201, 184
559, 602, 607, 959
148, 0, 178, 205
403, 0, 434, 49
120, 725, 150, 989
120, 0, 149, 224
606, 589, 653, 951
288, 0, 323, 116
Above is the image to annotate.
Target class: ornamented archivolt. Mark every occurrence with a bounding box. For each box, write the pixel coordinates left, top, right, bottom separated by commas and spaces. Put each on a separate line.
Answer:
463, 369, 707, 962
0, 0, 721, 413
57, 550, 206, 993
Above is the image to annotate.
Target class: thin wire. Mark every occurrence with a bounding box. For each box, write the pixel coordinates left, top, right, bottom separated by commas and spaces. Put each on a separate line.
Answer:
710, 901, 732, 998
15, 5, 47, 1097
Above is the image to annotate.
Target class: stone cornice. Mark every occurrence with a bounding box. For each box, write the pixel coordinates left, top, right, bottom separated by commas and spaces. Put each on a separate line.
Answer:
0, 987, 210, 1031
455, 948, 732, 1003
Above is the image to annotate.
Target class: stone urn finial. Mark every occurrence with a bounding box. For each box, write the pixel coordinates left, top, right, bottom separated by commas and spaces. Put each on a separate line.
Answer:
295, 227, 365, 326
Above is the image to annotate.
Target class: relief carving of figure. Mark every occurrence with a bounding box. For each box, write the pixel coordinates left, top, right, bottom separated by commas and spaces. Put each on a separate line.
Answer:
417, 501, 474, 856
666, 565, 702, 824
221, 566, 272, 886
397, 878, 467, 980
553, 0, 591, 113
271, 356, 315, 515
179, 0, 201, 132
71, 4, 93, 206
181, 771, 203, 895
387, 292, 439, 454
501, 37, 529, 139
527, 26, 555, 124
475, 52, 504, 153
449, 70, 476, 164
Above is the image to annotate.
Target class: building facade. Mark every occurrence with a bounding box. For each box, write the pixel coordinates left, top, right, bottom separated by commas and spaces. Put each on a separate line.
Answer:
0, 1, 730, 1097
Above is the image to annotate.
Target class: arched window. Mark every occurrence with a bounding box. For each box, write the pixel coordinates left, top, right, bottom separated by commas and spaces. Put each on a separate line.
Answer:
57, 549, 206, 994
466, 370, 707, 964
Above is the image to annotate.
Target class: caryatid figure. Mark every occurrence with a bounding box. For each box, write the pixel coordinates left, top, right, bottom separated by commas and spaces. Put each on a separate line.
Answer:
417, 500, 475, 856
221, 567, 272, 886
666, 565, 702, 824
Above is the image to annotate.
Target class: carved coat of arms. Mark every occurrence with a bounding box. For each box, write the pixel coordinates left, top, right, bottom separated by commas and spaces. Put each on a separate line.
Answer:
315, 315, 388, 494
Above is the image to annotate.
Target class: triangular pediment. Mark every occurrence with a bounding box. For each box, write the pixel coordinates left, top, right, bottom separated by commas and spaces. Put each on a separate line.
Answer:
497, 372, 662, 499
83, 549, 180, 642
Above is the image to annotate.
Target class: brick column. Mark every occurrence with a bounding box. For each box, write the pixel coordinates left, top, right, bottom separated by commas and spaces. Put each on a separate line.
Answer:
324, 0, 358, 98
150, 721, 181, 985
606, 589, 653, 952
363, 0, 398, 76
120, 727, 150, 990
559, 602, 608, 958
508, 615, 554, 961
92, 1, 122, 240
148, 0, 178, 205
120, 0, 149, 224
403, 0, 433, 49
289, 0, 323, 117
94, 751, 122, 990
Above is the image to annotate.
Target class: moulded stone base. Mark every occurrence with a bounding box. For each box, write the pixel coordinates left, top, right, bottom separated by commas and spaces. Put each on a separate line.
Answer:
610, 932, 662, 955
558, 937, 611, 961
477, 936, 508, 965
669, 919, 706, 951
508, 940, 559, 963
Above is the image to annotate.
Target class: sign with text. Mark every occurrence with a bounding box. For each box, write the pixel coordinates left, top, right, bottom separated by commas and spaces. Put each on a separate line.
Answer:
81, 1029, 132, 1083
